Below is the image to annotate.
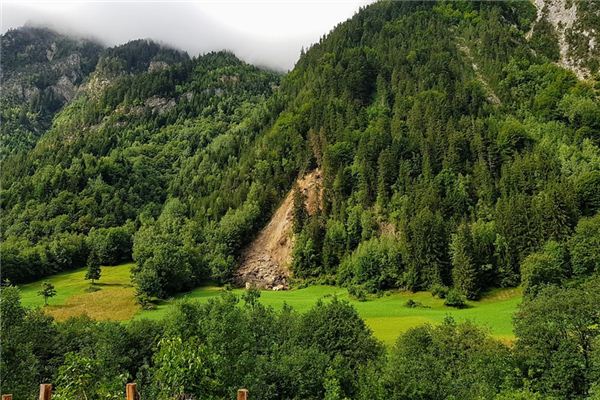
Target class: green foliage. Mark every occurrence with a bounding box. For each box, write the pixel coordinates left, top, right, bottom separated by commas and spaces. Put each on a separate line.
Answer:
385, 317, 512, 400
450, 222, 480, 299
54, 352, 126, 400
575, 170, 600, 216
347, 285, 368, 302
430, 284, 449, 299
513, 277, 600, 398
38, 281, 57, 305
241, 286, 261, 307
338, 237, 404, 292
86, 225, 133, 266
444, 288, 467, 308
149, 337, 216, 400
85, 253, 102, 285
132, 203, 204, 298
292, 184, 308, 234
0, 287, 40, 398
568, 213, 600, 276
520, 240, 570, 298
3, 1, 600, 396
291, 231, 320, 279
0, 27, 103, 157
3, 0, 600, 303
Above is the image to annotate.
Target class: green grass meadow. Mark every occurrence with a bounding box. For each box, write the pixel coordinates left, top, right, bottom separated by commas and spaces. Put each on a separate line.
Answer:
17, 263, 522, 345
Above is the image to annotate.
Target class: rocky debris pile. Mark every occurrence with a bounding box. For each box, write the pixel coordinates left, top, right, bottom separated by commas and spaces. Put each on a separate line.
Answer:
234, 169, 322, 290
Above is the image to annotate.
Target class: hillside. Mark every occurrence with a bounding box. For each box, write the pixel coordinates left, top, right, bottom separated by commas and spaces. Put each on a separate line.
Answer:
1, 43, 280, 292
2, 1, 599, 300
2, 1, 600, 399
0, 27, 103, 157
529, 0, 599, 79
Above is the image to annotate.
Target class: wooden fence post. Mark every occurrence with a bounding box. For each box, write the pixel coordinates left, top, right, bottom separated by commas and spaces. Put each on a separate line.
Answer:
39, 384, 52, 400
126, 383, 137, 400
2, 394, 13, 400
237, 388, 249, 400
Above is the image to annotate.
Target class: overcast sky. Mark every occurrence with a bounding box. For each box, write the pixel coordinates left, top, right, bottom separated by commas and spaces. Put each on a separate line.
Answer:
1, 1, 374, 71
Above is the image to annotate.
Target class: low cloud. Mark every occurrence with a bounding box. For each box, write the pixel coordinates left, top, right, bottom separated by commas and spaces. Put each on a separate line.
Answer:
1, 1, 373, 71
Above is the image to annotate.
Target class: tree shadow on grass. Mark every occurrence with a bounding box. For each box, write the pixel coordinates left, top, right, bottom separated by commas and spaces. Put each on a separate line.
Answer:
95, 282, 131, 288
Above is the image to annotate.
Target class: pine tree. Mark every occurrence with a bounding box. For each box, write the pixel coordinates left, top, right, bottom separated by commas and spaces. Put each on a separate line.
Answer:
292, 184, 308, 234
85, 253, 102, 286
450, 223, 480, 300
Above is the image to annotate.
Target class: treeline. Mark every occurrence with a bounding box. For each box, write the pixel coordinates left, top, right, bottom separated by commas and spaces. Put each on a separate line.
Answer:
2, 275, 599, 399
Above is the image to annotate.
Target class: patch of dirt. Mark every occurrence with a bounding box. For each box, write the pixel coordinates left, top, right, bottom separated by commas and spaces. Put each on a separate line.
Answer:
456, 41, 501, 105
234, 169, 322, 290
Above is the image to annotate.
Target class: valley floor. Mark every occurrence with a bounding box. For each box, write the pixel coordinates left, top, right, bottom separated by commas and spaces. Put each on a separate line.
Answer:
18, 263, 521, 345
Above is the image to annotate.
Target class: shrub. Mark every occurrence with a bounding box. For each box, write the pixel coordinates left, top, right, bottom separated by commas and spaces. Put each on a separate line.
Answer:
431, 284, 449, 299
338, 237, 404, 291
444, 289, 466, 308
348, 285, 367, 302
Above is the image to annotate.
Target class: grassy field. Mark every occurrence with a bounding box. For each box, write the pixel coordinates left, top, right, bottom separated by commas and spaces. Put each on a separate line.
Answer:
18, 263, 138, 321
17, 263, 522, 345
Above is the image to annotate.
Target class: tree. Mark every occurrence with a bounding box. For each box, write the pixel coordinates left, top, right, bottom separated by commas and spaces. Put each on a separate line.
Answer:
38, 281, 56, 306
291, 232, 319, 278
568, 213, 600, 277
292, 184, 308, 234
405, 207, 449, 290
450, 223, 480, 299
520, 240, 569, 298
85, 253, 102, 286
444, 288, 466, 308
0, 287, 39, 399
149, 336, 216, 400
385, 318, 511, 400
513, 278, 600, 398
54, 352, 126, 400
575, 171, 600, 217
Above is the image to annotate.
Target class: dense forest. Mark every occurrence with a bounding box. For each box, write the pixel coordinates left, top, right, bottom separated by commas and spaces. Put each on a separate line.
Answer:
1, 0, 600, 398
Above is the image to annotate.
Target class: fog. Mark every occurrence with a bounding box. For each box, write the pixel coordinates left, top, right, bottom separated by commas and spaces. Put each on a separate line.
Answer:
1, 1, 374, 71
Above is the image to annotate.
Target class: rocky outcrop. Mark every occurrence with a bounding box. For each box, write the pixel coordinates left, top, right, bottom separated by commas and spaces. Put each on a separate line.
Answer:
531, 0, 599, 79
144, 96, 177, 115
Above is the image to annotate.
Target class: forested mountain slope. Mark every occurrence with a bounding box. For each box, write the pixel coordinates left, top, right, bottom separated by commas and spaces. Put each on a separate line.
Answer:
0, 27, 103, 157
267, 0, 600, 298
1, 42, 280, 291
2, 1, 599, 303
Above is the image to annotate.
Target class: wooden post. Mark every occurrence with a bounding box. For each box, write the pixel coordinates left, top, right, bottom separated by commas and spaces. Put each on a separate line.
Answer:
39, 384, 52, 400
126, 383, 137, 400
2, 395, 13, 400
237, 388, 249, 400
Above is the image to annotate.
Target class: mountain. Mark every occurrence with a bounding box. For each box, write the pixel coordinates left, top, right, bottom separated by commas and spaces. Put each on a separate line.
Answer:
1, 1, 599, 300
0, 27, 103, 157
1, 2, 600, 399
1, 39, 280, 286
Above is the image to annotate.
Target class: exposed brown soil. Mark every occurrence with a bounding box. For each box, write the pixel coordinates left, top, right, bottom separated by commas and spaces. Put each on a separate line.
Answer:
234, 169, 322, 290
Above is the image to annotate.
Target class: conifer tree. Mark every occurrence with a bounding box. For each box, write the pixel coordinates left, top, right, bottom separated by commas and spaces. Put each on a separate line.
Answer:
451, 223, 480, 299
292, 184, 308, 234
85, 252, 101, 286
